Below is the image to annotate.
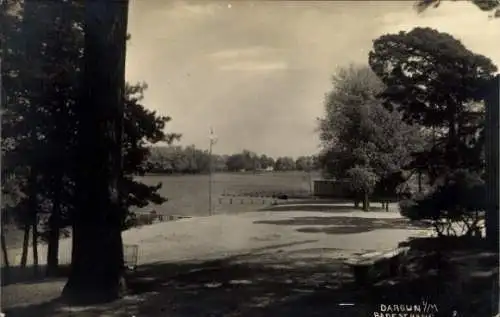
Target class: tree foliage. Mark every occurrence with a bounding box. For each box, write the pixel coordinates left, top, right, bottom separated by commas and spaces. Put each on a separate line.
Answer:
295, 156, 313, 171
259, 154, 275, 170
120, 83, 179, 228
318, 65, 424, 210
400, 169, 485, 236
146, 147, 312, 174
369, 27, 497, 182
274, 156, 296, 171
0, 0, 177, 281
370, 27, 497, 234
148, 145, 220, 173
415, 0, 500, 18
225, 151, 258, 172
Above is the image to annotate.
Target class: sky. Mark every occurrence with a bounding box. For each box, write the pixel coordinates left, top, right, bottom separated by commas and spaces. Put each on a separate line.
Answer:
125, 0, 500, 158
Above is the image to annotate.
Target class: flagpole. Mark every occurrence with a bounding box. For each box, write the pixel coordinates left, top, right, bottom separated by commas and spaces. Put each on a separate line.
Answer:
208, 127, 217, 216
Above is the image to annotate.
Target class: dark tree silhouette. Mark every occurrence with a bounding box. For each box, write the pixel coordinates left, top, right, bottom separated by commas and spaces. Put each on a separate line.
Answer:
62, 0, 130, 303
415, 0, 500, 17
370, 27, 498, 242
369, 27, 496, 178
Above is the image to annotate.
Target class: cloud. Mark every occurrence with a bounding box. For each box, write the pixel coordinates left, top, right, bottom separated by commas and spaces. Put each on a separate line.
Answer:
209, 46, 287, 73
169, 2, 220, 18
218, 61, 288, 72
209, 46, 278, 60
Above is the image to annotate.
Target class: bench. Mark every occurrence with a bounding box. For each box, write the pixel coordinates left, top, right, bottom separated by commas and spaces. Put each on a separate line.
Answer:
343, 246, 410, 286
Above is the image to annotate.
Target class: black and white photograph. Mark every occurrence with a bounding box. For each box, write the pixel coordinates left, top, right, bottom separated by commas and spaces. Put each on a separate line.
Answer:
1, 0, 500, 316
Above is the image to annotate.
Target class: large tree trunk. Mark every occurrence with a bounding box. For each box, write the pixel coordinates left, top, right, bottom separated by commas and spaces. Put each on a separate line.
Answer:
362, 191, 370, 211
62, 0, 129, 304
32, 219, 39, 276
1, 225, 10, 283
1, 228, 9, 268
485, 75, 500, 251
46, 171, 63, 276
417, 170, 423, 193
27, 167, 39, 275
46, 201, 61, 276
20, 224, 30, 268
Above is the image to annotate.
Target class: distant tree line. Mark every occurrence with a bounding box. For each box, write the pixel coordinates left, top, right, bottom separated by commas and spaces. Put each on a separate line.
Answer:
146, 147, 320, 174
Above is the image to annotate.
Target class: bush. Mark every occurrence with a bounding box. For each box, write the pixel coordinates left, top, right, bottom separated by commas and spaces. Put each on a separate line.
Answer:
399, 198, 419, 220
399, 169, 485, 237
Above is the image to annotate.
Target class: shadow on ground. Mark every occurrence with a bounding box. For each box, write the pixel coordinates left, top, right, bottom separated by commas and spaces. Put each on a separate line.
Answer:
254, 216, 431, 235
1, 264, 71, 287
5, 238, 498, 317
399, 237, 499, 316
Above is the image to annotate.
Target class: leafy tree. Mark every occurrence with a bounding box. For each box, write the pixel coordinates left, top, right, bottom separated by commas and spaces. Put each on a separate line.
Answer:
212, 154, 227, 172
1, 0, 24, 270
370, 27, 497, 236
311, 155, 321, 170
183, 145, 199, 173
346, 166, 378, 210
121, 83, 179, 227
146, 148, 281, 174
221, 151, 253, 172
242, 150, 260, 172
2, 0, 66, 273
295, 156, 313, 171
226, 153, 247, 172
318, 65, 424, 210
259, 154, 269, 169
369, 27, 497, 182
147, 145, 225, 174
415, 0, 500, 18
0, 0, 84, 276
37, 0, 82, 276
61, 0, 130, 303
259, 154, 274, 170
1, 0, 174, 281
274, 157, 295, 171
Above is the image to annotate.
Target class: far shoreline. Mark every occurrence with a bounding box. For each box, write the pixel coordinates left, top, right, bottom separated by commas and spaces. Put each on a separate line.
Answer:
141, 170, 318, 177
